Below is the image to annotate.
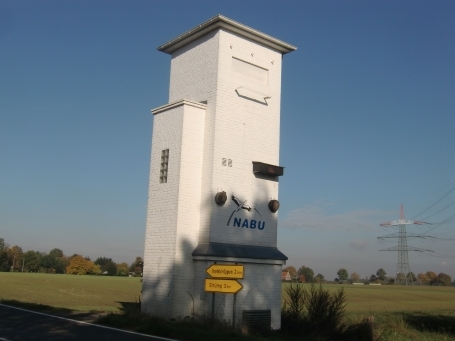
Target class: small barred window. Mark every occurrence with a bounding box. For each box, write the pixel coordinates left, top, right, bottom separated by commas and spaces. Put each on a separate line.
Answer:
160, 149, 169, 183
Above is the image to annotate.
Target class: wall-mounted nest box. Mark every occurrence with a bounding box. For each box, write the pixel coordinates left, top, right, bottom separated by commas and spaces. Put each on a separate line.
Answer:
252, 162, 284, 177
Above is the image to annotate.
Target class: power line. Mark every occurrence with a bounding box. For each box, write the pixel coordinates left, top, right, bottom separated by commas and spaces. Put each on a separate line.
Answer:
420, 200, 455, 221
411, 187, 454, 220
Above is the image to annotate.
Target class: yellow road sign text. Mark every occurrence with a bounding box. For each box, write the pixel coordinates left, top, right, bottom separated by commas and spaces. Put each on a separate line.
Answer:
204, 278, 243, 294
206, 264, 244, 279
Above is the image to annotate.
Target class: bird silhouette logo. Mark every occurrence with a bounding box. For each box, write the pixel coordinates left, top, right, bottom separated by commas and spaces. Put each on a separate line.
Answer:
227, 195, 261, 226
232, 195, 251, 212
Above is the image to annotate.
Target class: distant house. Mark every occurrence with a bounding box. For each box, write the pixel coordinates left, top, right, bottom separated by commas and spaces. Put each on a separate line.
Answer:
298, 274, 306, 283
282, 271, 291, 281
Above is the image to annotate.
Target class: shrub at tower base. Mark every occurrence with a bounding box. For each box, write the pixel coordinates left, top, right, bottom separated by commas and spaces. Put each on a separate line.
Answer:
281, 283, 359, 339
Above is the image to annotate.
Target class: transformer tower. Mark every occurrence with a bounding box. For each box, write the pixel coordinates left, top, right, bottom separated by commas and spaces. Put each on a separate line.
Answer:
142, 15, 295, 328
378, 204, 430, 285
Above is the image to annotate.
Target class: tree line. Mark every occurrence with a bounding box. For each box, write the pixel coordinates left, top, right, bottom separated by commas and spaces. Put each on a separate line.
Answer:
283, 265, 453, 286
0, 238, 143, 276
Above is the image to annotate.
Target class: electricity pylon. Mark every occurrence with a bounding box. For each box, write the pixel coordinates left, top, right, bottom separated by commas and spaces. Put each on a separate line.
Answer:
378, 204, 431, 285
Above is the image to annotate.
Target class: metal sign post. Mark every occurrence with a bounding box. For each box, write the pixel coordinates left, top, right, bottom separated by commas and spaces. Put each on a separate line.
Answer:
211, 292, 215, 321
204, 263, 244, 325
232, 293, 237, 328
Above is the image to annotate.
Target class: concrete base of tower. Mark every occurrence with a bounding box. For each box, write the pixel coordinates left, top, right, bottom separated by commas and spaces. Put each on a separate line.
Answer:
192, 242, 287, 330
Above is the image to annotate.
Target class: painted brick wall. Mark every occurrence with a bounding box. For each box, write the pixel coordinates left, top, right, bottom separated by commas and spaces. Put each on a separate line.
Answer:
169, 31, 219, 104
167, 31, 220, 245
201, 29, 283, 248
166, 29, 283, 248
142, 101, 206, 318
171, 103, 206, 318
144, 24, 289, 329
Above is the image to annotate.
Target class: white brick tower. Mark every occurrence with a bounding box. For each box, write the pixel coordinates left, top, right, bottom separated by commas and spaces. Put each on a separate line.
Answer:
142, 15, 296, 329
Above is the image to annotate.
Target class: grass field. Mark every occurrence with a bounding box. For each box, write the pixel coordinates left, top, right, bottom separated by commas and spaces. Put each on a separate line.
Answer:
283, 283, 455, 313
0, 272, 142, 312
282, 283, 455, 341
1, 273, 455, 340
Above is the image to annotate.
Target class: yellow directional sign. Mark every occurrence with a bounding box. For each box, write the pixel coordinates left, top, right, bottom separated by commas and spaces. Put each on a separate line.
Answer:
206, 264, 244, 279
204, 278, 243, 294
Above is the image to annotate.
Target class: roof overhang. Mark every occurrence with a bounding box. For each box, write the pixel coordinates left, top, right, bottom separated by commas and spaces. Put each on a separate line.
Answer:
157, 14, 297, 55
151, 99, 207, 115
192, 242, 288, 262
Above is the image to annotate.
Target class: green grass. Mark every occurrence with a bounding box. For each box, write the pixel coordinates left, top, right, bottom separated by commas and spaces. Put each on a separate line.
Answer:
282, 283, 455, 341
283, 283, 455, 313
1, 273, 455, 340
0, 272, 142, 312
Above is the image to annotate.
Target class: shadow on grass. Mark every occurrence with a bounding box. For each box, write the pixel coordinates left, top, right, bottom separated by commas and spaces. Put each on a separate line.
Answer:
0, 299, 104, 322
97, 305, 284, 341
403, 313, 455, 336
116, 301, 141, 313
0, 299, 73, 313
103, 301, 376, 341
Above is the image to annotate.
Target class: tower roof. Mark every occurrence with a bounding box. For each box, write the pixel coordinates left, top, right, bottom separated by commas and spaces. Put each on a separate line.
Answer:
157, 14, 297, 55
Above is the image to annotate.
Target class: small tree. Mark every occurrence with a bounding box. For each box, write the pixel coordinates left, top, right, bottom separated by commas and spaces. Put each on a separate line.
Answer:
314, 273, 325, 283
396, 272, 406, 283
116, 262, 129, 276
350, 272, 360, 282
40, 254, 66, 274
129, 257, 143, 276
23, 251, 42, 272
283, 266, 297, 279
376, 268, 386, 281
426, 271, 438, 285
417, 272, 430, 285
337, 268, 348, 281
7, 245, 23, 272
66, 255, 101, 275
298, 266, 314, 283
369, 274, 378, 282
49, 248, 64, 259
0, 238, 9, 271
95, 257, 117, 275
0, 250, 8, 272
438, 273, 452, 286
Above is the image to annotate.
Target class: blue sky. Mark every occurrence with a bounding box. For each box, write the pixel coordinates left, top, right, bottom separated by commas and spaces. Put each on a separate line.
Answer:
1, 1, 454, 279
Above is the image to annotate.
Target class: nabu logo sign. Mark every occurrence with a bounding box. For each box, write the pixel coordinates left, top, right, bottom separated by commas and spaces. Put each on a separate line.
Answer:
227, 195, 265, 230
232, 218, 265, 230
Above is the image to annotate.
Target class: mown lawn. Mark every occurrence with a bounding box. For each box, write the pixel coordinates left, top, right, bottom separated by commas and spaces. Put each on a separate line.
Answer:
1, 273, 455, 340
0, 272, 142, 312
282, 283, 455, 341
282, 283, 455, 313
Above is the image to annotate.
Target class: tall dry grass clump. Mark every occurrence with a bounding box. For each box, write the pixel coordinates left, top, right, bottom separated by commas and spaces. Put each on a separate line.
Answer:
282, 283, 353, 339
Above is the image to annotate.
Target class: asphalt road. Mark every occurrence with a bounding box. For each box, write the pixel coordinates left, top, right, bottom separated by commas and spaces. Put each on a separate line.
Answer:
0, 304, 178, 341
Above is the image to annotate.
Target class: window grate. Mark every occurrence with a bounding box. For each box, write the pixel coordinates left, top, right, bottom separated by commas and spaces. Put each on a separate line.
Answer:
160, 149, 169, 183
242, 310, 271, 332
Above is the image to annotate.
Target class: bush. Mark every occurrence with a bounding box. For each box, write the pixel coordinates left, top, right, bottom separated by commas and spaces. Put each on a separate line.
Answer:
282, 283, 347, 338
306, 283, 346, 335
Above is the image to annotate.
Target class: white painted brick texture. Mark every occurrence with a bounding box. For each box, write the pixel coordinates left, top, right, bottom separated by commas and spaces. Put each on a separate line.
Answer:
143, 102, 206, 318
143, 24, 289, 329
